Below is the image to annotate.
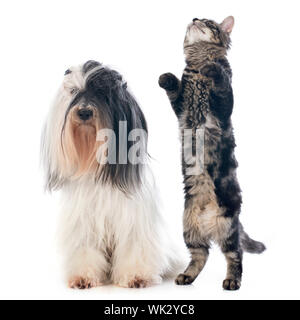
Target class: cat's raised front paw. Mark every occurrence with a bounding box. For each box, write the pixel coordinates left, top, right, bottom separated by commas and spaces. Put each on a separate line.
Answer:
222, 279, 241, 291
159, 73, 179, 90
200, 63, 222, 80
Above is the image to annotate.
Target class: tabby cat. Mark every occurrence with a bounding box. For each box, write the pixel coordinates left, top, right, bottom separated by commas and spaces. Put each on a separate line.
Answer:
159, 16, 265, 290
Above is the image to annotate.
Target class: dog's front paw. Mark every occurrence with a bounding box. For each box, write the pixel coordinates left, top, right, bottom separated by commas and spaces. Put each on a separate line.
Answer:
127, 277, 149, 289
159, 73, 179, 90
222, 279, 241, 291
175, 273, 194, 286
200, 63, 222, 80
68, 276, 102, 290
116, 275, 161, 289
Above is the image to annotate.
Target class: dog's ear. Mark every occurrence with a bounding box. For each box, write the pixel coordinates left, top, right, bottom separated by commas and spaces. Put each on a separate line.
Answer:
41, 125, 67, 192
45, 171, 66, 192
93, 71, 148, 193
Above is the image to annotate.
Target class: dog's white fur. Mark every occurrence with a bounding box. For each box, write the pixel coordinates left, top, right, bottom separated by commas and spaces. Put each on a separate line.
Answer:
42, 64, 180, 288
59, 175, 174, 287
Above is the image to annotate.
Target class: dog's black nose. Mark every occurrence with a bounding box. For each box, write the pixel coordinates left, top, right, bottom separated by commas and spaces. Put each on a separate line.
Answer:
193, 18, 199, 22
77, 109, 93, 121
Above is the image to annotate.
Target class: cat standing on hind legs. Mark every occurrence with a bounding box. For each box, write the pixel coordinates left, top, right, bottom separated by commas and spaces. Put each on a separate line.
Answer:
159, 16, 265, 290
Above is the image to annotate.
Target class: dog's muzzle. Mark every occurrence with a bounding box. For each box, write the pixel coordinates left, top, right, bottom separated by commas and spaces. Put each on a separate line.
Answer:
77, 109, 93, 121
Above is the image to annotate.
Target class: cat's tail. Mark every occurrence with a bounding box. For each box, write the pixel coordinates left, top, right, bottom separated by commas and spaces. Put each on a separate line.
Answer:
239, 224, 266, 254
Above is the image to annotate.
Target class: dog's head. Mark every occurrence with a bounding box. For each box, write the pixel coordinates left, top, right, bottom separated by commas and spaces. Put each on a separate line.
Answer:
42, 61, 148, 192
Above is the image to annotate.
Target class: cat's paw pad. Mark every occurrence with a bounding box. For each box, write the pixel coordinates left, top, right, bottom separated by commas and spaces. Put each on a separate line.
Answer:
68, 276, 101, 290
200, 63, 222, 79
222, 279, 241, 291
159, 73, 178, 90
128, 277, 149, 289
175, 274, 194, 286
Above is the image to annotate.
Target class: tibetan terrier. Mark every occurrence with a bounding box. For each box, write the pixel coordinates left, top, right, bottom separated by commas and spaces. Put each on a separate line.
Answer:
41, 60, 179, 289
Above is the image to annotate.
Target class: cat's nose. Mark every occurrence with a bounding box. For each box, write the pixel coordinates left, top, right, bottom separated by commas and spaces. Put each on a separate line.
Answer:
193, 18, 199, 22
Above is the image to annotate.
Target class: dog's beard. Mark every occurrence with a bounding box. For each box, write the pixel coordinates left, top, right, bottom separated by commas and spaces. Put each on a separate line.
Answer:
73, 124, 97, 175
62, 113, 101, 179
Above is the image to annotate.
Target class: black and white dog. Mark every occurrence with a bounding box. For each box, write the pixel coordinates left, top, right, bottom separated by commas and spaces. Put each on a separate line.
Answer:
41, 61, 179, 289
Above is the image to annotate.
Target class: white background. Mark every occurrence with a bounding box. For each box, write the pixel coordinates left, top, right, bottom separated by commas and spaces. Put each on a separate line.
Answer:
0, 0, 299, 300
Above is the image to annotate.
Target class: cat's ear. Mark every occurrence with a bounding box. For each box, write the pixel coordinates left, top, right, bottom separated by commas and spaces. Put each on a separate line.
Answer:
220, 16, 234, 34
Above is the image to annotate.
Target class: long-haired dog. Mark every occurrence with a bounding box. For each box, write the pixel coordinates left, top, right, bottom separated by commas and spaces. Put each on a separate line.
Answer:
41, 60, 179, 289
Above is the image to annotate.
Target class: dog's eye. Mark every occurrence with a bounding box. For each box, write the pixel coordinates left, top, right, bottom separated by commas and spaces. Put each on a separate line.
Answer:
70, 88, 78, 95
65, 69, 71, 76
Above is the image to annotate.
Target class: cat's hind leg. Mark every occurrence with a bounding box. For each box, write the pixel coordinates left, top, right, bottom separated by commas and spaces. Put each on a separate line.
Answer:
214, 171, 243, 290
176, 175, 217, 285
219, 220, 243, 291
175, 229, 210, 286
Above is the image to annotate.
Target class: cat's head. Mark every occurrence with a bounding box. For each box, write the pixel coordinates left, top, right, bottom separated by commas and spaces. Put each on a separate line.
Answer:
184, 16, 234, 50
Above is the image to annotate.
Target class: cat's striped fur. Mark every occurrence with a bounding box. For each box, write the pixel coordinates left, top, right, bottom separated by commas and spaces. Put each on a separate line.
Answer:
159, 17, 265, 290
